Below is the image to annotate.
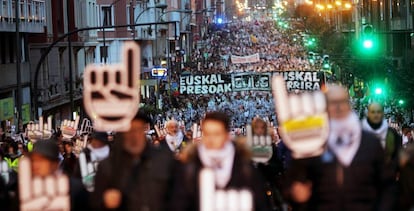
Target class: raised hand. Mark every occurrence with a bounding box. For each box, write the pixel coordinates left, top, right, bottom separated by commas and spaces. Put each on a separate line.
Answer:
272, 76, 328, 158
18, 157, 70, 211
27, 116, 53, 142
200, 168, 253, 211
83, 42, 141, 132
61, 117, 80, 140
246, 125, 273, 163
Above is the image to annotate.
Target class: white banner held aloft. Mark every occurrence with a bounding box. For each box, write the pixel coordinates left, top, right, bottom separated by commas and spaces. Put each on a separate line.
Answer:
230, 53, 260, 64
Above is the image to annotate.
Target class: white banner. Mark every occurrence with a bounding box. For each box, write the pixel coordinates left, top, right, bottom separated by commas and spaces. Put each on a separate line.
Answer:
230, 53, 260, 64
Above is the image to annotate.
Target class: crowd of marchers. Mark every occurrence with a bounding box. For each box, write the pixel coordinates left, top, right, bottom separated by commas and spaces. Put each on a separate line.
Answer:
192, 20, 312, 74
1, 85, 414, 210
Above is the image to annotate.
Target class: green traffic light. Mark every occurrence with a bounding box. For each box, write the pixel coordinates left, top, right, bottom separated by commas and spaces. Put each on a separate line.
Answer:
323, 63, 330, 69
398, 99, 404, 105
363, 40, 373, 49
375, 88, 382, 95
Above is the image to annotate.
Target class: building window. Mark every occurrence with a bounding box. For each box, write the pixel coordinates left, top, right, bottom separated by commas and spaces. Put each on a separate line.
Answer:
101, 6, 113, 26
100, 46, 108, 62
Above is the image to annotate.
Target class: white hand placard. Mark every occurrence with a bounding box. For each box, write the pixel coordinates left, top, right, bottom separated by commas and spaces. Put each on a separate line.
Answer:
18, 157, 70, 211
79, 150, 99, 192
154, 125, 167, 138
192, 123, 202, 142
200, 168, 253, 211
272, 76, 328, 158
0, 160, 9, 184
61, 117, 80, 140
27, 116, 53, 142
83, 42, 141, 132
79, 118, 93, 135
74, 135, 88, 156
246, 125, 273, 163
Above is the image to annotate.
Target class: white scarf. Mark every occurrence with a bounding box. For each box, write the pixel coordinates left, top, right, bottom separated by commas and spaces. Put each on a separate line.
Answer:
198, 142, 235, 188
87, 145, 110, 162
361, 118, 388, 149
328, 112, 362, 167
165, 131, 184, 152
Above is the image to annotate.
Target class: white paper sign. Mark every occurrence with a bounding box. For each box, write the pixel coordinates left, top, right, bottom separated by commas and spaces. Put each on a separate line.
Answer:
83, 42, 141, 132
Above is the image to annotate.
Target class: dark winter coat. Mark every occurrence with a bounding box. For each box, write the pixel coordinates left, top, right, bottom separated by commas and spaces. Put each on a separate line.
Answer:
91, 142, 176, 211
287, 131, 396, 211
169, 142, 271, 211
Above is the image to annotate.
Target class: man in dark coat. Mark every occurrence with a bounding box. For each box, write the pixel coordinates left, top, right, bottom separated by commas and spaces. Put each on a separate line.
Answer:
170, 111, 270, 211
361, 102, 401, 166
91, 111, 176, 211
288, 85, 396, 211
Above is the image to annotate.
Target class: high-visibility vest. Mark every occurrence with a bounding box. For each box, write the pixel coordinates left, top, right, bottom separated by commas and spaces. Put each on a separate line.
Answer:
27, 141, 34, 152
4, 157, 19, 172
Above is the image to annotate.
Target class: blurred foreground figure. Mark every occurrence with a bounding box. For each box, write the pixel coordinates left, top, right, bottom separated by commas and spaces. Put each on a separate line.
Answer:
170, 111, 270, 210
398, 144, 414, 210
22, 140, 88, 211
92, 112, 175, 211
362, 102, 401, 164
288, 85, 395, 211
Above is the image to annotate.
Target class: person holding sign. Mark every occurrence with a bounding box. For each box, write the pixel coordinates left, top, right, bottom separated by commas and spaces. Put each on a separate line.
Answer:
170, 111, 270, 211
91, 111, 176, 211
73, 132, 110, 192
17, 140, 89, 211
286, 85, 396, 211
159, 120, 190, 154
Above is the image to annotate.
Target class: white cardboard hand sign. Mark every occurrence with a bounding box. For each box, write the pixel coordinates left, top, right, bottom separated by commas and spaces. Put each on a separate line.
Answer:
200, 168, 253, 211
154, 124, 167, 138
74, 135, 88, 156
79, 118, 93, 135
61, 117, 80, 140
246, 124, 273, 163
272, 76, 328, 158
79, 149, 99, 192
192, 123, 202, 142
27, 116, 53, 142
0, 160, 9, 184
19, 157, 70, 211
84, 42, 141, 132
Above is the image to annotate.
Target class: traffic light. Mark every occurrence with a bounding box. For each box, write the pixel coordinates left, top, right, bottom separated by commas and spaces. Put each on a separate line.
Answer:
322, 55, 330, 69
216, 17, 223, 24
375, 87, 382, 95
398, 99, 404, 105
359, 24, 378, 54
308, 52, 315, 64
362, 25, 373, 49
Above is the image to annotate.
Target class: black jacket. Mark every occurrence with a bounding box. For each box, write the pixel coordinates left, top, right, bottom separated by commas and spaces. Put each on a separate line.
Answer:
287, 131, 396, 211
169, 142, 270, 211
91, 142, 176, 211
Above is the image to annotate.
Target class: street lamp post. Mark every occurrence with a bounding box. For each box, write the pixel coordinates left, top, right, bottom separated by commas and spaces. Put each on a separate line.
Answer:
15, 0, 22, 131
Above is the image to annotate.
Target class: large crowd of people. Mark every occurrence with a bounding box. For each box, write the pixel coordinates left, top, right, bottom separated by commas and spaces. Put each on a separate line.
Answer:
1, 87, 414, 210
192, 20, 312, 74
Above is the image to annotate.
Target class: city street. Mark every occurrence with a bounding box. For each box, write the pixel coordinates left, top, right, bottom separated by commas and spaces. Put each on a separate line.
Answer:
0, 0, 414, 210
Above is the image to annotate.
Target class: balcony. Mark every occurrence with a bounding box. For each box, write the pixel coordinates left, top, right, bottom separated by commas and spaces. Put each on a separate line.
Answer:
0, 18, 44, 33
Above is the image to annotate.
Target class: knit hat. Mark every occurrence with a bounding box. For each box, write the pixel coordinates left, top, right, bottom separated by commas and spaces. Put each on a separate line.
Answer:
31, 140, 60, 161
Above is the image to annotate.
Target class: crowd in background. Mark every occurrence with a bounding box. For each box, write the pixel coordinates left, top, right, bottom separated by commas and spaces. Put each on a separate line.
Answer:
192, 21, 311, 74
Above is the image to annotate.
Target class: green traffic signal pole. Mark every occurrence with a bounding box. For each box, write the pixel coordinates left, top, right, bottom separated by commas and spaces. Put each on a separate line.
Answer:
32, 21, 179, 118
